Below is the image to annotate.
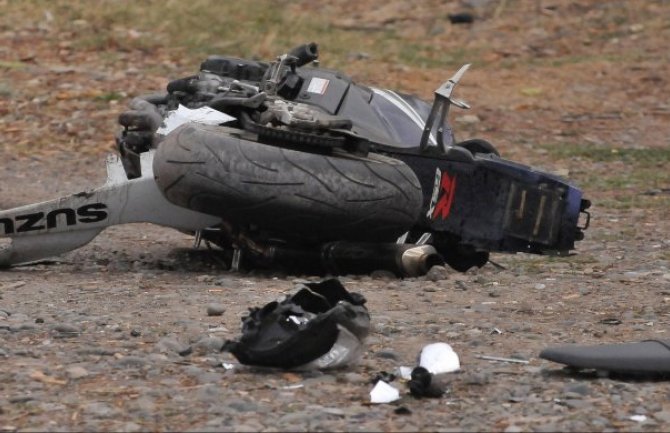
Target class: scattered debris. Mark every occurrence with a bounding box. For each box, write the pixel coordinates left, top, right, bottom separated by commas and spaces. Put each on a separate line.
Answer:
408, 366, 448, 398
475, 355, 530, 364
396, 366, 413, 380
370, 380, 400, 404
222, 278, 369, 370
419, 342, 460, 374
630, 415, 647, 423
447, 12, 475, 24
394, 406, 412, 415
599, 318, 622, 325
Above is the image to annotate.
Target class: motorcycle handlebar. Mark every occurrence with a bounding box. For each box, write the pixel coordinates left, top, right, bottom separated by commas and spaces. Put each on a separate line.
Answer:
288, 42, 319, 67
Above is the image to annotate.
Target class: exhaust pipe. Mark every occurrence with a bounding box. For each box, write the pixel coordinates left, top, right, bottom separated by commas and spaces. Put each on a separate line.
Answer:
267, 242, 444, 277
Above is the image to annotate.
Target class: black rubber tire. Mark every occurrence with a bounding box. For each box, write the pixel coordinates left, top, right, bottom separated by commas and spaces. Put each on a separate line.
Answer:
456, 138, 500, 157
153, 123, 423, 244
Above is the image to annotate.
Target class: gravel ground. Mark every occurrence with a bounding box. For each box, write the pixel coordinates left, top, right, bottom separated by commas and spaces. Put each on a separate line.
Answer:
1, 156, 669, 432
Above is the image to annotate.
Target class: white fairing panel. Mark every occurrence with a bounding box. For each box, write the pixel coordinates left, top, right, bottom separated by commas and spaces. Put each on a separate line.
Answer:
0, 151, 221, 266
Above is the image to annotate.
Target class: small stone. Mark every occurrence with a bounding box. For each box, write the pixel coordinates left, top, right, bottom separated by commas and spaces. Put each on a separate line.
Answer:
226, 399, 259, 413
206, 304, 225, 317
155, 337, 192, 356
375, 350, 400, 361
653, 411, 670, 423
342, 372, 366, 384
563, 383, 590, 397
192, 335, 224, 355
130, 329, 142, 337
82, 402, 119, 418
115, 355, 148, 368
52, 323, 80, 335
66, 365, 89, 379
426, 265, 449, 282
462, 372, 490, 385
196, 275, 215, 283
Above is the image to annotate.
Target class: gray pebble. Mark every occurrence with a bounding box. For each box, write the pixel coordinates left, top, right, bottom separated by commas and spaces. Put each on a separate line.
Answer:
154, 336, 192, 356
115, 356, 148, 368
564, 399, 592, 410
119, 422, 143, 432
52, 323, 81, 336
192, 335, 224, 355
341, 372, 366, 384
426, 265, 450, 282
82, 401, 120, 418
654, 411, 670, 423
563, 383, 590, 397
374, 349, 400, 361
462, 372, 490, 385
226, 399, 259, 413
195, 371, 223, 384
10, 323, 36, 332
206, 304, 225, 317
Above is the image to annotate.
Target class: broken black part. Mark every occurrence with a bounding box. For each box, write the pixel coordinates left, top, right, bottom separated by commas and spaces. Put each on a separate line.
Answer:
223, 279, 369, 369
408, 366, 446, 398
371, 371, 397, 385
394, 406, 412, 415
447, 12, 475, 24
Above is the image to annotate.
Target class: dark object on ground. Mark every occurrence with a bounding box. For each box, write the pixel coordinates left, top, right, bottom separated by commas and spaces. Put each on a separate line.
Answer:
371, 371, 397, 385
394, 406, 412, 415
540, 340, 670, 376
408, 366, 447, 398
222, 278, 369, 370
448, 12, 475, 24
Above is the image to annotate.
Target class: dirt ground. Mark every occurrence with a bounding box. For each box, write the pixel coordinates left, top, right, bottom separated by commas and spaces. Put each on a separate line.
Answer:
1, 0, 670, 431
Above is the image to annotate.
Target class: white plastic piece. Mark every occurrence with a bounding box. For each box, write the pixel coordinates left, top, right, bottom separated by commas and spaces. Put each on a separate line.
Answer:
419, 342, 460, 374
156, 104, 235, 135
370, 380, 400, 404
630, 415, 647, 423
0, 151, 222, 267
397, 366, 413, 380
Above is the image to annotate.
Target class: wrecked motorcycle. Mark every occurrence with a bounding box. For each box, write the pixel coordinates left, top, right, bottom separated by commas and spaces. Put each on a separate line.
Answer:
0, 43, 590, 276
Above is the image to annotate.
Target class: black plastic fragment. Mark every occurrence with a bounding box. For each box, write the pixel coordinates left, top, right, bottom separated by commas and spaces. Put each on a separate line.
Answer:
222, 278, 369, 369
408, 366, 447, 398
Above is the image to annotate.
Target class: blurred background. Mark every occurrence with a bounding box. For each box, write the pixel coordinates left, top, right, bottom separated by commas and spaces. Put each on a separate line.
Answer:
0, 0, 668, 212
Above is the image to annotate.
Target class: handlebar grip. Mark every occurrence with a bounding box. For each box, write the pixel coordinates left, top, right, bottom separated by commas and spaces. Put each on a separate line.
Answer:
288, 42, 319, 67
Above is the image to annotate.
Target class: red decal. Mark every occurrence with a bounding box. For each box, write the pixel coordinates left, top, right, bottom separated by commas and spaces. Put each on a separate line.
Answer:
432, 173, 457, 220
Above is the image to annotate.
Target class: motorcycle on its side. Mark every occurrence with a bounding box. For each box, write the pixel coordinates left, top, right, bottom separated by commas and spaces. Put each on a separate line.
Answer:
0, 43, 590, 276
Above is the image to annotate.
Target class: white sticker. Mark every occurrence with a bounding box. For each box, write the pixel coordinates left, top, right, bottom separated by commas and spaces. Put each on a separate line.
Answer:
307, 77, 330, 95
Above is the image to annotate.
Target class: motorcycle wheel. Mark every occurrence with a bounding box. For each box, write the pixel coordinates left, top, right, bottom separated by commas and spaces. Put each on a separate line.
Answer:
153, 123, 423, 244
456, 138, 500, 157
